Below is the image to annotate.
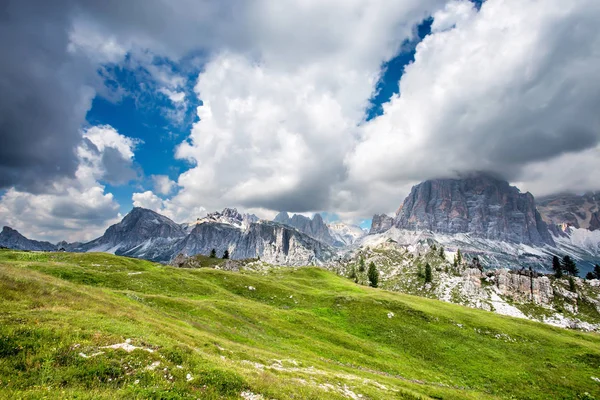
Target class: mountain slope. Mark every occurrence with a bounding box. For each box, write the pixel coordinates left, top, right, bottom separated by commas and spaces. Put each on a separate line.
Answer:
1, 249, 599, 399
0, 226, 57, 251
76, 207, 187, 262
335, 238, 600, 331
537, 192, 600, 231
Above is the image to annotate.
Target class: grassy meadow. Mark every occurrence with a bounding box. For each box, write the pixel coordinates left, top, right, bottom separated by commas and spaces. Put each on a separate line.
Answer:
0, 249, 599, 399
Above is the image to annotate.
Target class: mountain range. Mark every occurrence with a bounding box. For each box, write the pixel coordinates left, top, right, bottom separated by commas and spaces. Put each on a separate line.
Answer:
2, 173, 599, 275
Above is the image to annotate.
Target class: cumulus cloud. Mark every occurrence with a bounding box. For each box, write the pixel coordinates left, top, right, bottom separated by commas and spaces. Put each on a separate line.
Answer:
132, 191, 206, 223
0, 125, 138, 242
152, 175, 177, 195
163, 0, 446, 221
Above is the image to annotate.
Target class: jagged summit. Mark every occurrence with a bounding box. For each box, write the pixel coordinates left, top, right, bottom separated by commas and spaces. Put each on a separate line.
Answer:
273, 211, 340, 246
372, 175, 555, 246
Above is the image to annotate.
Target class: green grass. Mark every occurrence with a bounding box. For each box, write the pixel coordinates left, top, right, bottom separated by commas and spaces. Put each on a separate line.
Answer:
0, 250, 599, 399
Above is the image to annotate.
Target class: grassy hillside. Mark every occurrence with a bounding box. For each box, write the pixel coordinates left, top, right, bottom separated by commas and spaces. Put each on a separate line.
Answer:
0, 250, 599, 399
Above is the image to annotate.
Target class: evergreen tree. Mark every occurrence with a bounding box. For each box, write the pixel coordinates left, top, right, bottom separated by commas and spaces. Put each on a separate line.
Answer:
222, 249, 229, 259
358, 256, 365, 273
562, 255, 579, 276
456, 249, 462, 265
367, 262, 379, 288
552, 255, 563, 278
209, 248, 217, 258
439, 247, 445, 258
568, 276, 576, 292
586, 272, 595, 280
594, 264, 600, 279
425, 263, 432, 283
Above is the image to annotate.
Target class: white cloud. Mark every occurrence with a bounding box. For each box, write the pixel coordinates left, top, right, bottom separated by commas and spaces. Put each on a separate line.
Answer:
132, 191, 206, 223
0, 125, 139, 242
159, 88, 186, 103
431, 0, 476, 32
68, 19, 127, 64
83, 125, 140, 160
151, 175, 177, 195
165, 1, 447, 219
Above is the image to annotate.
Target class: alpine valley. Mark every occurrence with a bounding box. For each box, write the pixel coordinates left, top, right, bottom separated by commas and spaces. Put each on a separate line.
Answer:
3, 174, 600, 331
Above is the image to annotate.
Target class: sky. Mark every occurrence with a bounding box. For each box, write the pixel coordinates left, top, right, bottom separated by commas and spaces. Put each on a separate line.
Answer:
1, 0, 600, 242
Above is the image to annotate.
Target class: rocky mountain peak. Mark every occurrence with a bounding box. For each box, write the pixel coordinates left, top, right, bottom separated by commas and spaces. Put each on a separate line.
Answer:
0, 226, 57, 251
369, 214, 394, 234
390, 174, 555, 246
273, 211, 290, 224
273, 212, 340, 246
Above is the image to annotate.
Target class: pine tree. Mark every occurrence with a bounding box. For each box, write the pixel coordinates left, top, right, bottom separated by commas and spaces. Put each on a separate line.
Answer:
209, 248, 217, 258
222, 249, 229, 259
425, 263, 432, 283
568, 276, 576, 292
439, 247, 445, 258
586, 272, 595, 280
367, 262, 379, 288
456, 249, 462, 265
552, 255, 563, 278
562, 255, 579, 276
594, 264, 600, 279
358, 256, 365, 273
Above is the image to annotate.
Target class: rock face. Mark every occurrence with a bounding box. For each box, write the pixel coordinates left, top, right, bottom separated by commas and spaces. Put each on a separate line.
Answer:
273, 212, 340, 246
327, 222, 366, 245
393, 175, 555, 246
77, 208, 187, 262
76, 207, 334, 265
494, 269, 554, 304
369, 214, 394, 234
0, 226, 57, 251
537, 192, 600, 231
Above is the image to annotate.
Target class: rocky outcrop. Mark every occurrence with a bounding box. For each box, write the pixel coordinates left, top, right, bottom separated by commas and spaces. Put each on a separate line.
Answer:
273, 212, 340, 246
537, 192, 600, 231
369, 214, 394, 234
393, 174, 555, 246
493, 269, 554, 304
0, 226, 57, 251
